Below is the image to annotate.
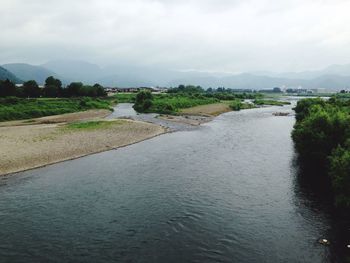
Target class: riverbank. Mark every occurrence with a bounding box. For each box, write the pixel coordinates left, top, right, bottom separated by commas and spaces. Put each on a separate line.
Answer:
180, 102, 232, 116
0, 102, 228, 176
0, 117, 165, 176
0, 109, 112, 127
0, 100, 289, 176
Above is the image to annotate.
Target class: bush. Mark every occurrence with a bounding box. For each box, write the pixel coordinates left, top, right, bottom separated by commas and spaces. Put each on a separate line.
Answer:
229, 100, 242, 111
329, 145, 350, 206
133, 90, 153, 112
292, 98, 350, 207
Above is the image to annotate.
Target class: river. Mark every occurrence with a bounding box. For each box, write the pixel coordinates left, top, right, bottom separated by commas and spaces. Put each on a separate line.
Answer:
0, 103, 348, 262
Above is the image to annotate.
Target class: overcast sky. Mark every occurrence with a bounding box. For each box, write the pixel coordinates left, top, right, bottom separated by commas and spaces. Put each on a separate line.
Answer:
1, 0, 350, 72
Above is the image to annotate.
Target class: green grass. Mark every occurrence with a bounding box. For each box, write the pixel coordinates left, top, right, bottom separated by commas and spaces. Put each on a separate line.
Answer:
228, 100, 256, 111
253, 99, 291, 106
146, 94, 219, 114
65, 120, 123, 130
114, 93, 137, 103
0, 97, 114, 122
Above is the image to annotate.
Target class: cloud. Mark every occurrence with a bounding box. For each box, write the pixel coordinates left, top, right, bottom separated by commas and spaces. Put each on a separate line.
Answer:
1, 0, 350, 72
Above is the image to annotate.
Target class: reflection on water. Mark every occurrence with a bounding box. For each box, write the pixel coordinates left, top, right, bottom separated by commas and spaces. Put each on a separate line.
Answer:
0, 104, 349, 262
107, 103, 138, 118
292, 159, 350, 263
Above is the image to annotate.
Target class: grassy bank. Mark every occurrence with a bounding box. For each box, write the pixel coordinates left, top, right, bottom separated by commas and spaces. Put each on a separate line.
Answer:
0, 97, 115, 122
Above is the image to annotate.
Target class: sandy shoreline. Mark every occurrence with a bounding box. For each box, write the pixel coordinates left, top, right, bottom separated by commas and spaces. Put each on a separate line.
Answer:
180, 102, 232, 116
0, 118, 165, 176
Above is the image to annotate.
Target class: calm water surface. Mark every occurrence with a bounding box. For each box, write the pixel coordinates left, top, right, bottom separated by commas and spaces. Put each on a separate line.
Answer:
0, 104, 349, 262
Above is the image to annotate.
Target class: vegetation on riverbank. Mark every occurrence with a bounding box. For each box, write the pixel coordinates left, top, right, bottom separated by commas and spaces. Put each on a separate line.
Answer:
114, 93, 136, 103
292, 97, 350, 207
0, 76, 116, 122
65, 120, 124, 130
131, 85, 267, 114
133, 90, 220, 114
0, 77, 107, 98
0, 97, 114, 122
254, 99, 291, 106
229, 100, 256, 111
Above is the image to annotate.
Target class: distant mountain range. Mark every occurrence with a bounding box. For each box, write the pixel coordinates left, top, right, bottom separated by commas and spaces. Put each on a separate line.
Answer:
1, 60, 350, 90
2, 63, 60, 85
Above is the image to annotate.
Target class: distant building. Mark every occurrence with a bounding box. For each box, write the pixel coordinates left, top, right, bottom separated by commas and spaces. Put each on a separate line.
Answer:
105, 87, 140, 93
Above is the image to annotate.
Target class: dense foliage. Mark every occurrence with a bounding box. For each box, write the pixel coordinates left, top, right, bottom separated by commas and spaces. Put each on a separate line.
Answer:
167, 85, 204, 94
0, 77, 107, 98
133, 90, 153, 112
133, 91, 219, 114
0, 97, 113, 122
168, 85, 262, 100
229, 100, 242, 111
292, 97, 350, 206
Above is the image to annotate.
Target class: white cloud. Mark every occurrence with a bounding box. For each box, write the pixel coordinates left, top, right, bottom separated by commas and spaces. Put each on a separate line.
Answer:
1, 0, 350, 71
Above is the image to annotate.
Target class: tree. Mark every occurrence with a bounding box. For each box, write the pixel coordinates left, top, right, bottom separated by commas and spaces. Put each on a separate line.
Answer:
66, 82, 83, 97
0, 79, 16, 97
43, 76, 62, 97
43, 85, 59, 97
133, 90, 153, 112
45, 76, 62, 89
93, 83, 107, 97
23, 80, 41, 98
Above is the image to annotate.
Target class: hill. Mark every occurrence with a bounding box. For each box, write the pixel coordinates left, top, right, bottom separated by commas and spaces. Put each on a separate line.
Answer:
0, 66, 22, 83
2, 63, 59, 85
42, 60, 104, 84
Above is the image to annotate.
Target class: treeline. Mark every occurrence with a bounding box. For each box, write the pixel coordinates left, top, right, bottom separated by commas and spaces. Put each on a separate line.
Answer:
167, 85, 261, 100
292, 98, 350, 207
0, 77, 106, 98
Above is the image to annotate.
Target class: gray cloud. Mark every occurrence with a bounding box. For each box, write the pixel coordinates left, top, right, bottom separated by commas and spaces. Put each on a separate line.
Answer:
1, 0, 350, 72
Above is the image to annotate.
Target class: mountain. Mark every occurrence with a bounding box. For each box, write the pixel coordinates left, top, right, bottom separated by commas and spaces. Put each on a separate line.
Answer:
0, 66, 22, 83
42, 60, 104, 84
3, 59, 350, 90
254, 63, 350, 80
2, 63, 59, 85
99, 63, 350, 90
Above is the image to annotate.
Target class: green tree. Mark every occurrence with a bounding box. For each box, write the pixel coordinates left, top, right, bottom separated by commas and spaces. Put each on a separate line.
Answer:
133, 90, 153, 112
66, 82, 83, 97
93, 83, 107, 97
23, 80, 41, 98
45, 76, 62, 89
43, 76, 62, 97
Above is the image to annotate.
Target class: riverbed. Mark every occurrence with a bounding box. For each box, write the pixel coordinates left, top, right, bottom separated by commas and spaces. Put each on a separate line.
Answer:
0, 104, 348, 262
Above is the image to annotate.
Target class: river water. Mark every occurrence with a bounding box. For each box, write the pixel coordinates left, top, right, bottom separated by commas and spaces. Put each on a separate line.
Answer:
0, 103, 349, 262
